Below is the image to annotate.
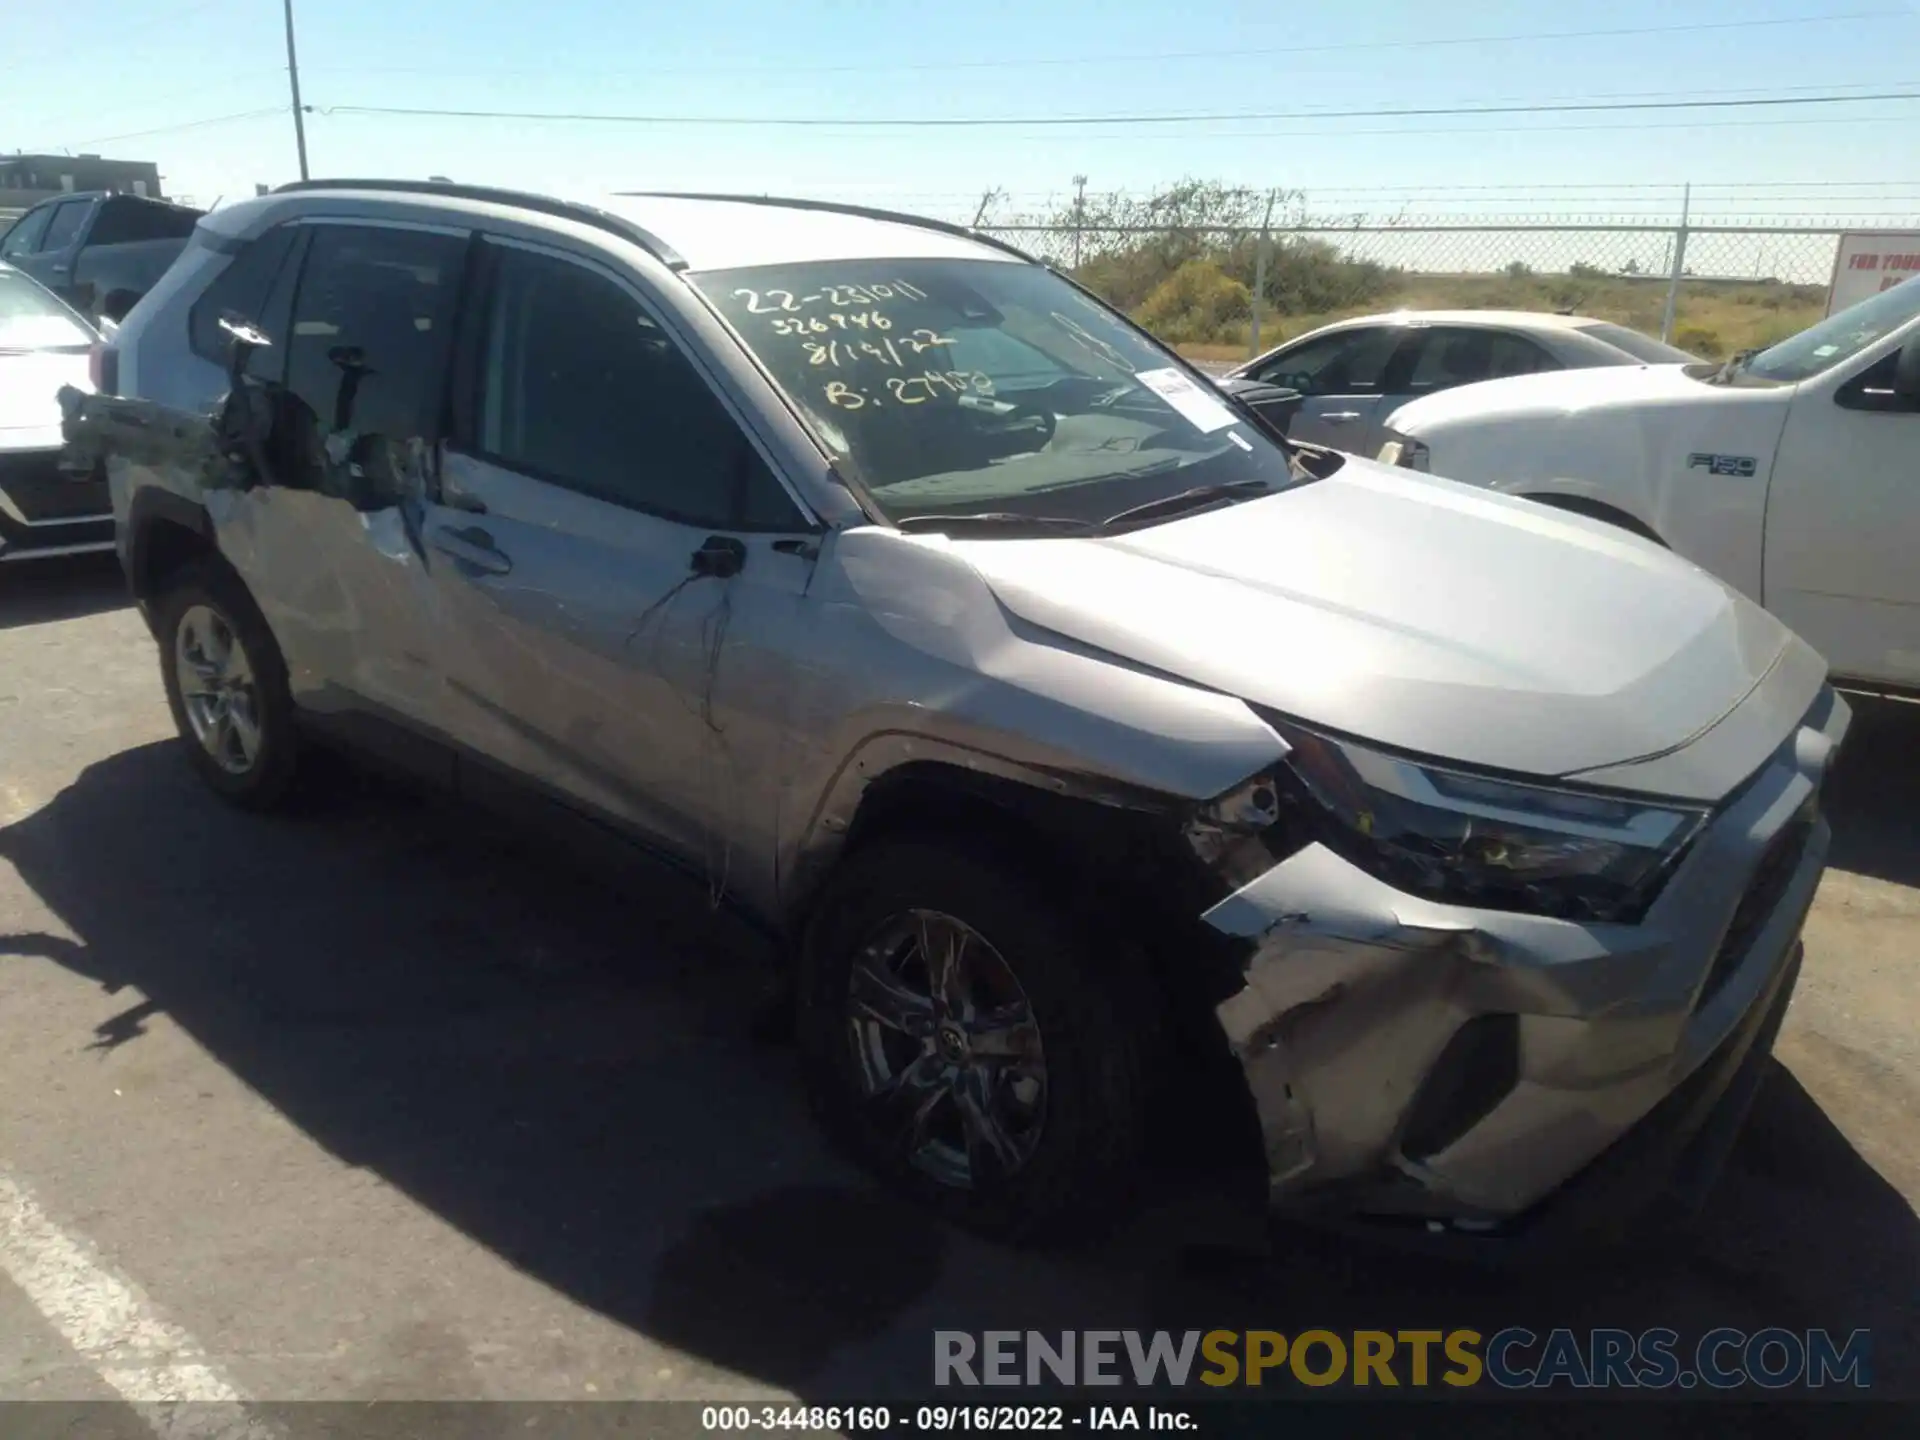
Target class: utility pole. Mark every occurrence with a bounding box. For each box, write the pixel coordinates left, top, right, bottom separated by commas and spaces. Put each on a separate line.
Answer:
1660, 182, 1691, 344
1071, 174, 1088, 271
282, 0, 310, 181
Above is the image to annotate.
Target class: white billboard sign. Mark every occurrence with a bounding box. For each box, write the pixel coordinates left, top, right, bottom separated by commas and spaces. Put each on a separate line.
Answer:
1827, 231, 1920, 317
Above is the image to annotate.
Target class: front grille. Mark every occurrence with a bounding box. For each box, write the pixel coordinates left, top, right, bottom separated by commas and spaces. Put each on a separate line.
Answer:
0, 450, 110, 526
1696, 807, 1813, 1007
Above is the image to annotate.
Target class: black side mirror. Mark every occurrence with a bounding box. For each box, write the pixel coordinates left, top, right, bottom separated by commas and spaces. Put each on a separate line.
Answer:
1217, 376, 1306, 438
1895, 336, 1920, 403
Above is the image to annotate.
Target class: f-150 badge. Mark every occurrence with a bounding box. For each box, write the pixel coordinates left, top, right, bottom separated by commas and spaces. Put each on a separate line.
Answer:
1687, 453, 1758, 477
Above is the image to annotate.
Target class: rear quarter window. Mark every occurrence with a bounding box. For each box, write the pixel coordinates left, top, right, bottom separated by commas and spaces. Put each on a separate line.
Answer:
188, 225, 302, 365
1577, 322, 1696, 364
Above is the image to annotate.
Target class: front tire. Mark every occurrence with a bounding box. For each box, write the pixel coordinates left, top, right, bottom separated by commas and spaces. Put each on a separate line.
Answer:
155, 561, 303, 810
798, 839, 1150, 1243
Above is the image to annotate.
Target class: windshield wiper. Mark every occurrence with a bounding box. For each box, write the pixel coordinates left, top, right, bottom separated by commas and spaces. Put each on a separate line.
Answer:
893, 511, 1098, 536
1100, 478, 1273, 529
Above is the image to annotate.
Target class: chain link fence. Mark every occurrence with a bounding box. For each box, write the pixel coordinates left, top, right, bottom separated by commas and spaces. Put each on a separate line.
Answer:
971, 216, 1856, 358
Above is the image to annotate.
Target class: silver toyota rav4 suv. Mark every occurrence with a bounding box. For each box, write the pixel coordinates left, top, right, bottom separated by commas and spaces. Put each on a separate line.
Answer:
66, 181, 1846, 1247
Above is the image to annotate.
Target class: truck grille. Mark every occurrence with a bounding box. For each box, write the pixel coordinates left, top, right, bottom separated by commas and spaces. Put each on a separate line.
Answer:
1696, 806, 1814, 1008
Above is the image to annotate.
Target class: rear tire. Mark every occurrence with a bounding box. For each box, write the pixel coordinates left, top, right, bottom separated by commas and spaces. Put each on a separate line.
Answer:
798, 838, 1151, 1244
154, 560, 303, 810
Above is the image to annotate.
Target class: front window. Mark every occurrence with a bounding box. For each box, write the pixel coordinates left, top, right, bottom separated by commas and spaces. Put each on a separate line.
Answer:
1741, 275, 1920, 383
691, 258, 1303, 531
0, 268, 94, 350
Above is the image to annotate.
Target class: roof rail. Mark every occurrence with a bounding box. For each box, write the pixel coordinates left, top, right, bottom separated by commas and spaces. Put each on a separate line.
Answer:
269, 178, 687, 269
621, 192, 1042, 266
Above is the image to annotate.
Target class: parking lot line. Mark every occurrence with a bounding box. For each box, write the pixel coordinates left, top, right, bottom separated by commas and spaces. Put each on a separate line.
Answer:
0, 1171, 279, 1437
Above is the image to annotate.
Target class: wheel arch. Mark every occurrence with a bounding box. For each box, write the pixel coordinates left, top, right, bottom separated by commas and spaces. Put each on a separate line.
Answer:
788, 754, 1265, 1178
124, 488, 221, 606
1520, 489, 1670, 547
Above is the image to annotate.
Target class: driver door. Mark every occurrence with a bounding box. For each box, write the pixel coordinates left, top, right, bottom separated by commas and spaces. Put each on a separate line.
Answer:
1251, 325, 1403, 451
1763, 337, 1920, 686
421, 237, 820, 874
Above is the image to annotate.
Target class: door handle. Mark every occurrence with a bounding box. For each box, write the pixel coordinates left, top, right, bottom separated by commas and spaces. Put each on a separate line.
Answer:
428, 523, 511, 575
1320, 411, 1362, 424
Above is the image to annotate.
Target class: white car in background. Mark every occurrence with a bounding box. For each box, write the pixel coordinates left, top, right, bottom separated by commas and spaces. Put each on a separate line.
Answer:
1228, 310, 1695, 452
1376, 276, 1920, 692
0, 262, 106, 563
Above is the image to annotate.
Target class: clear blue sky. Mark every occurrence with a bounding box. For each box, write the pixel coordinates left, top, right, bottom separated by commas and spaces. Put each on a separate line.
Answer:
5, 0, 1919, 221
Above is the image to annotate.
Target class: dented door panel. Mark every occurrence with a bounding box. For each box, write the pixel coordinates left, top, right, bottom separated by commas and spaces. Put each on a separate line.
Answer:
423, 451, 816, 880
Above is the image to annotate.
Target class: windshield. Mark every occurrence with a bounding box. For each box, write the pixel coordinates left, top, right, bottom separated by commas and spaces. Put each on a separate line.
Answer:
0, 268, 94, 351
1742, 274, 1920, 383
691, 258, 1301, 530
1576, 322, 1696, 365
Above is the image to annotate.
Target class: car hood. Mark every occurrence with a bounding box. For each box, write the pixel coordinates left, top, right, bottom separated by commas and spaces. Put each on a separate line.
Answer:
1385, 360, 1719, 432
952, 457, 1794, 783
0, 351, 92, 447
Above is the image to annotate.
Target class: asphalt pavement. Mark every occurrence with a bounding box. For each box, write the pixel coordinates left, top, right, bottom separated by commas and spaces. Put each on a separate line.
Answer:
1, 555, 1915, 1425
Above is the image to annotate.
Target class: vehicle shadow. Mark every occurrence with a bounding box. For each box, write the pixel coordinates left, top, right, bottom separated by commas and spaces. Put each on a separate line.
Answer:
1, 739, 1915, 1402
1826, 691, 1920, 889
0, 552, 130, 631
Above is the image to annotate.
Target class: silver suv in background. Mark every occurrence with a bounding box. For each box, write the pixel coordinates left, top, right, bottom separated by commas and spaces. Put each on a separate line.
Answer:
66, 182, 1846, 1247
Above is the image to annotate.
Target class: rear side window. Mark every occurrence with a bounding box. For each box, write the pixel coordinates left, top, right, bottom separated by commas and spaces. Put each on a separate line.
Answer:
89, 199, 201, 246
188, 225, 301, 364
1256, 327, 1399, 395
285, 223, 468, 453
465, 244, 801, 530
1403, 327, 1555, 395
37, 201, 91, 253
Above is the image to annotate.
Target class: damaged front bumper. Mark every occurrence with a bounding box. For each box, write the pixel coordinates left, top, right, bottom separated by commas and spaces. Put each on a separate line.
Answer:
1203, 688, 1848, 1241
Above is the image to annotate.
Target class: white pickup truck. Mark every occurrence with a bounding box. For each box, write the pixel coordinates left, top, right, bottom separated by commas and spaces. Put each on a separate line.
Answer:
1375, 276, 1920, 692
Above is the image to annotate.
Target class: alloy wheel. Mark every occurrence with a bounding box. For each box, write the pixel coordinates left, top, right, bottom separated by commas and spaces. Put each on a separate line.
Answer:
845, 909, 1047, 1188
174, 604, 263, 776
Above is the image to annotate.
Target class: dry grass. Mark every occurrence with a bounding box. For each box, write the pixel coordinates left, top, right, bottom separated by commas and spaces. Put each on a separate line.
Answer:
1171, 272, 1823, 363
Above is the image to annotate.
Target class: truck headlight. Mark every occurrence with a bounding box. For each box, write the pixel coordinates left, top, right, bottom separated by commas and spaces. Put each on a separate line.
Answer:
1376, 434, 1430, 470
1190, 720, 1708, 923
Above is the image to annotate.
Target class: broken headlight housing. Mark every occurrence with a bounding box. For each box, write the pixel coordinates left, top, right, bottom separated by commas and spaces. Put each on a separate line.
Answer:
1189, 720, 1709, 923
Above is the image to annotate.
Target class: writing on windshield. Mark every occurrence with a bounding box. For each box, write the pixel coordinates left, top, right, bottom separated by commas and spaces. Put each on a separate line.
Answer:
693, 257, 1298, 529
731, 277, 1004, 416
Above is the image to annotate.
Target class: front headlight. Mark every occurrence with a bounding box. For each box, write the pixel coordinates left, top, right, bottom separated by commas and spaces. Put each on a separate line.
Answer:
1375, 433, 1430, 470
1189, 721, 1708, 923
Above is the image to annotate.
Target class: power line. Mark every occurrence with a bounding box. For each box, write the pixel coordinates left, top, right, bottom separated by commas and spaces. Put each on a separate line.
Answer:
293, 9, 1905, 79
877, 110, 1920, 143
319, 87, 1920, 130
63, 108, 284, 149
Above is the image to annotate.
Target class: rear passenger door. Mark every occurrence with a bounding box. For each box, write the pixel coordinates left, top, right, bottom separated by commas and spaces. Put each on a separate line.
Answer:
424, 236, 820, 872
221, 218, 472, 768
8, 199, 92, 300
1252, 325, 1403, 451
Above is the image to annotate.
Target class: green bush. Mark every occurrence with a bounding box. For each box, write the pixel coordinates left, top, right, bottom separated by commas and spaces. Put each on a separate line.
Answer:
1674, 325, 1723, 357
1135, 260, 1252, 344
